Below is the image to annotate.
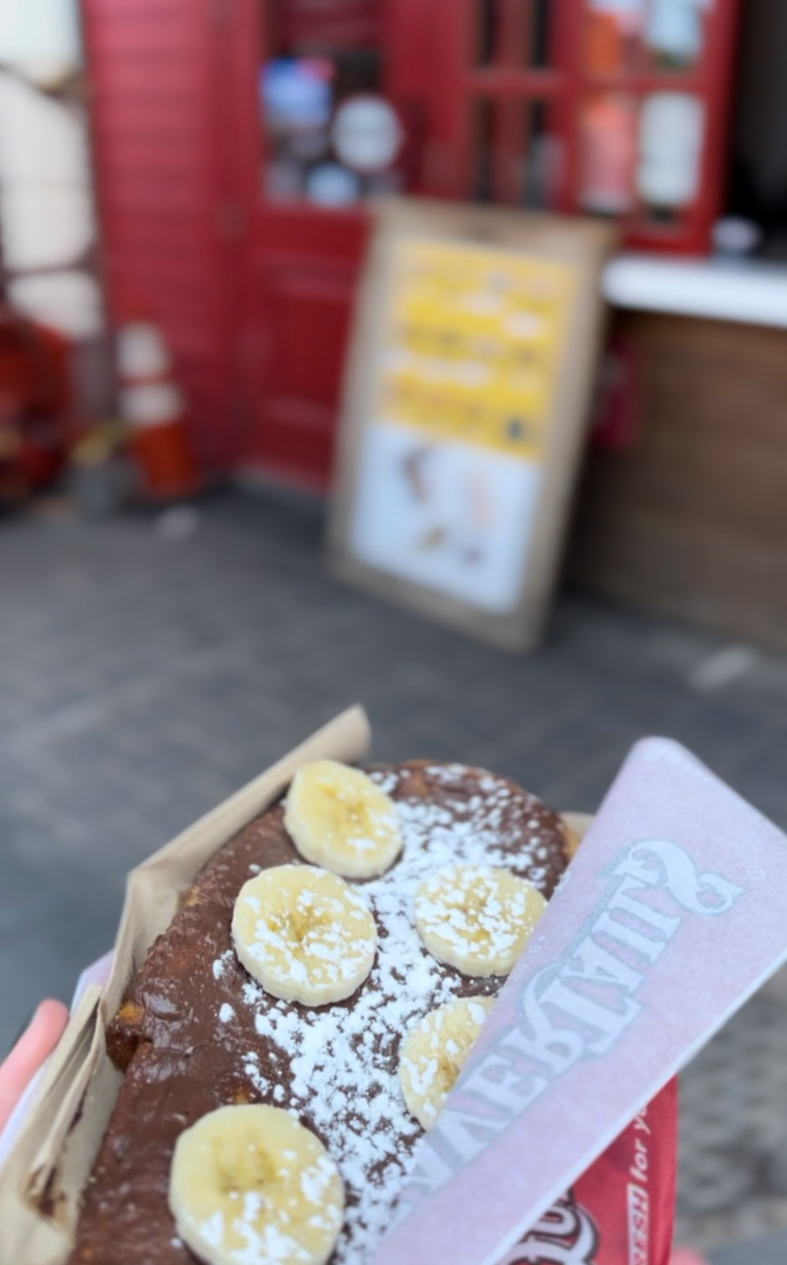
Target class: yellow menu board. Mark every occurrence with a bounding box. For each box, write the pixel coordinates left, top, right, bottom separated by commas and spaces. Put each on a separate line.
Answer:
330, 202, 613, 649
381, 240, 576, 461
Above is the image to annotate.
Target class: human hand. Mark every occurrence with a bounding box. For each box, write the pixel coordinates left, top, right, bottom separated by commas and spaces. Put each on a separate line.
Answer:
0, 1000, 69, 1137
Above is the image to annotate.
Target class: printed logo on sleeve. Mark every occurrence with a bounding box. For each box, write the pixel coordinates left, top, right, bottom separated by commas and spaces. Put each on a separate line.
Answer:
402, 838, 744, 1199
499, 1194, 598, 1265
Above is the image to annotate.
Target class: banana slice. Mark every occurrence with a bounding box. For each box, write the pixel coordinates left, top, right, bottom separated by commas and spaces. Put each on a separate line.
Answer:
169, 1104, 344, 1265
415, 864, 546, 976
232, 864, 377, 1006
400, 996, 494, 1129
285, 760, 403, 879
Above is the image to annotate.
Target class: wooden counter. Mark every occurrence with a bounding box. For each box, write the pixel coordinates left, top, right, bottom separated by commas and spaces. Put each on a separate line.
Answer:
567, 306, 787, 653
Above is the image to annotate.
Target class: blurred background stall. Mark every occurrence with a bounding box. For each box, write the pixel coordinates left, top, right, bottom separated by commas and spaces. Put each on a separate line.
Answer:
79, 0, 745, 485
12, 0, 769, 654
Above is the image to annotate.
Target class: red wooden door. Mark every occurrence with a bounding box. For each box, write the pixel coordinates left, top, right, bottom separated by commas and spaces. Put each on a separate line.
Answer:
82, 0, 245, 471
236, 0, 436, 490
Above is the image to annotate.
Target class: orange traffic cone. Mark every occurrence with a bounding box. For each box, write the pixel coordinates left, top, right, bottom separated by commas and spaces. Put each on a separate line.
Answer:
116, 319, 199, 500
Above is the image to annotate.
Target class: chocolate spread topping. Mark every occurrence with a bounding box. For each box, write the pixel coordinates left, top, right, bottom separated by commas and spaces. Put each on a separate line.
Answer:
68, 761, 569, 1264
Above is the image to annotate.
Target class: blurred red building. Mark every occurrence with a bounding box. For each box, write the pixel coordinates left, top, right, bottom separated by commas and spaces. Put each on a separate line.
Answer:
81, 0, 741, 489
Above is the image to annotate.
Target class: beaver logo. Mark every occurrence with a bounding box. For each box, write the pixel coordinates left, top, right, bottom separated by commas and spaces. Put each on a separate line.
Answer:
499, 1195, 599, 1265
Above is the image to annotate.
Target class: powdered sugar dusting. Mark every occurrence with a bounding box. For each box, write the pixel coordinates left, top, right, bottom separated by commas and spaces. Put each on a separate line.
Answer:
212, 950, 234, 981
242, 1050, 271, 1097
200, 1211, 225, 1249
220, 765, 558, 1263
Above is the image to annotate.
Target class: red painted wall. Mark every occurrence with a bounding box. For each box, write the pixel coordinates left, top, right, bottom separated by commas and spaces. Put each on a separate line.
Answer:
82, 0, 239, 471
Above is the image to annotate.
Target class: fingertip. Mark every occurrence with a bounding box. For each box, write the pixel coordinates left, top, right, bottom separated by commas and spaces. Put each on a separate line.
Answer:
34, 999, 70, 1037
0, 998, 69, 1135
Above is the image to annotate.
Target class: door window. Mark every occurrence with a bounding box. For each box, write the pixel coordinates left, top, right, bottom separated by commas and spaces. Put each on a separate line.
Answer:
585, 0, 708, 75
475, 0, 551, 68
456, 0, 733, 250
466, 0, 562, 209
260, 2, 406, 206
646, 0, 709, 72
580, 0, 712, 238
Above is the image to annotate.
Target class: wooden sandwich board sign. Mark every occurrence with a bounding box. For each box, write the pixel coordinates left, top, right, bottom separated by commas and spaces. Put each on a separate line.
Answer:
327, 199, 616, 652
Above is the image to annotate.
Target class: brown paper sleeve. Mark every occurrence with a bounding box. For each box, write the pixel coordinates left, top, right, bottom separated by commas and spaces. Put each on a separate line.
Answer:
0, 705, 371, 1264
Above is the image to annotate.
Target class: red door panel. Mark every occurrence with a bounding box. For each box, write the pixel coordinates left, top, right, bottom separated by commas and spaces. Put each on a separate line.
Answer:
240, 235, 371, 491
247, 401, 339, 489
252, 204, 369, 266
82, 0, 237, 472
266, 267, 357, 405
241, 253, 359, 487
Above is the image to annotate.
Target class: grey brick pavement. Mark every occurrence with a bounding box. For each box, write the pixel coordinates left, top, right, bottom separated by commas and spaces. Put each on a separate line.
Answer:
711, 1236, 787, 1265
3, 489, 787, 1260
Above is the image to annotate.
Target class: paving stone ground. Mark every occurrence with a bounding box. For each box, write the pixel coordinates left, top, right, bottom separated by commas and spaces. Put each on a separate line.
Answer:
2, 489, 787, 1262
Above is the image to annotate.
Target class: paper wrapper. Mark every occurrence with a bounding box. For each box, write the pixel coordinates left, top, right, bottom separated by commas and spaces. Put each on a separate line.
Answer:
378, 737, 787, 1265
568, 1080, 677, 1265
0, 707, 371, 1261
0, 708, 677, 1265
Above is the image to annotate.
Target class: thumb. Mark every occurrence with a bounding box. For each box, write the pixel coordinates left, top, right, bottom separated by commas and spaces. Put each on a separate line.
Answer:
0, 1000, 69, 1136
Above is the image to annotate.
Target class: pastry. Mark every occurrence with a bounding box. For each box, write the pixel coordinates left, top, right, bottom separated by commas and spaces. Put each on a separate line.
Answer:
68, 760, 570, 1264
